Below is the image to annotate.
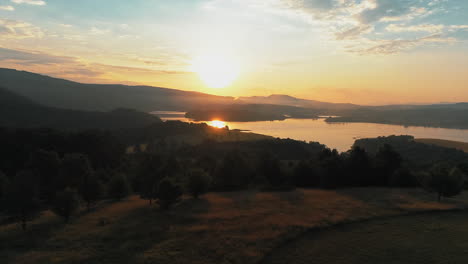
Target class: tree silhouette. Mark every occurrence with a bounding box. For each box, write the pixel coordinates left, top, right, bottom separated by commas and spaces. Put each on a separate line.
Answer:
52, 188, 80, 223
108, 173, 131, 200
186, 169, 210, 199
375, 144, 402, 186
0, 170, 9, 207
422, 163, 465, 201
59, 153, 93, 190
28, 149, 61, 202
293, 160, 319, 187
157, 178, 182, 210
4, 170, 41, 230
80, 172, 103, 211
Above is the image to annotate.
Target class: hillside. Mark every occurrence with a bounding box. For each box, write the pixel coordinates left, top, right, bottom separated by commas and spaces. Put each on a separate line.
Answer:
354, 135, 468, 169
0, 86, 161, 130
327, 107, 468, 129
416, 139, 468, 153
0, 68, 234, 112
2, 189, 467, 264
237, 94, 360, 111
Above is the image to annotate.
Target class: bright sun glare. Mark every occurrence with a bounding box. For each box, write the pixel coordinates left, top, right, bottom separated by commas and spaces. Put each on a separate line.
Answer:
192, 54, 240, 88
208, 120, 227, 128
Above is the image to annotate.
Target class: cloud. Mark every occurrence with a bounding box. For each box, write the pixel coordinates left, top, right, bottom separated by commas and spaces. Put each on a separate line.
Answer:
0, 47, 191, 84
386, 23, 444, 33
348, 34, 456, 55
335, 25, 373, 40
90, 26, 110, 35
357, 0, 421, 24
0, 47, 75, 65
11, 0, 46, 6
0, 5, 15, 11
0, 18, 44, 38
271, 0, 462, 54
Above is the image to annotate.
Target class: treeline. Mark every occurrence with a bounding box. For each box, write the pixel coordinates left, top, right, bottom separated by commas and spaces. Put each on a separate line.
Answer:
1, 127, 467, 230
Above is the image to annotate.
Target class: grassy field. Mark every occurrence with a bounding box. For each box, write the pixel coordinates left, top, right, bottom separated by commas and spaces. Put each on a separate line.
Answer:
1, 188, 468, 264
416, 138, 468, 153
261, 210, 468, 264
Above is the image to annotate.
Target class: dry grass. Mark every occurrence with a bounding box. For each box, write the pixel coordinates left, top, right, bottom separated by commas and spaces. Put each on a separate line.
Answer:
262, 210, 468, 264
416, 138, 468, 153
2, 188, 468, 264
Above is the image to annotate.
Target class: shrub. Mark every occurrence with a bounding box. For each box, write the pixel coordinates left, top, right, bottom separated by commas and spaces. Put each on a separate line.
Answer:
108, 173, 131, 200
0, 170, 8, 203
4, 170, 41, 230
293, 160, 319, 187
157, 178, 182, 210
422, 163, 465, 201
52, 188, 80, 223
186, 169, 211, 199
80, 173, 103, 210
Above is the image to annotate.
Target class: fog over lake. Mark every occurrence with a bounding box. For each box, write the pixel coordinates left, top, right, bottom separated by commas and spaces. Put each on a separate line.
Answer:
153, 112, 468, 152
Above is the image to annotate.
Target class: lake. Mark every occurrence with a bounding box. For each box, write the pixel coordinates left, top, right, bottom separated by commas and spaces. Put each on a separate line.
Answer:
151, 111, 468, 152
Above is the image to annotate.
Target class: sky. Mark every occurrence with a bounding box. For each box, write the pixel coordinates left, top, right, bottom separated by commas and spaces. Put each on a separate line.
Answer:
0, 0, 467, 105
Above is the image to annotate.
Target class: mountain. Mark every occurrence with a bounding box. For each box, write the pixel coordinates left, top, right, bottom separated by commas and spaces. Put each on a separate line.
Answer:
326, 106, 468, 129
0, 86, 161, 130
0, 68, 234, 112
237, 94, 360, 111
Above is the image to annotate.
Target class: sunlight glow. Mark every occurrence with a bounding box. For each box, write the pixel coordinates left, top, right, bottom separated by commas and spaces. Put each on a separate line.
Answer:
192, 54, 240, 88
208, 120, 227, 128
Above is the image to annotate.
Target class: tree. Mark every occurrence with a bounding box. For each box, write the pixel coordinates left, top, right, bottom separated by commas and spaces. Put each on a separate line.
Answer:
157, 178, 182, 210
375, 144, 402, 186
258, 153, 289, 189
422, 163, 465, 201
186, 169, 210, 199
214, 151, 251, 190
293, 160, 319, 187
52, 188, 80, 223
4, 170, 41, 230
345, 146, 373, 186
80, 172, 103, 211
135, 154, 163, 205
108, 173, 131, 200
59, 153, 93, 190
0, 171, 9, 209
28, 150, 61, 203
317, 148, 343, 188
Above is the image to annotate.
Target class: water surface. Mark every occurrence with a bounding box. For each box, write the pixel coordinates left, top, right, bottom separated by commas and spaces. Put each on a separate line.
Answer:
154, 112, 468, 152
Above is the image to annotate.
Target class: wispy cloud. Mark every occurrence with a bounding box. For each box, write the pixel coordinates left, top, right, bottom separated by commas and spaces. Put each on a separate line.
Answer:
272, 0, 462, 55
0, 5, 15, 11
0, 47, 75, 65
386, 23, 445, 33
11, 0, 46, 6
347, 34, 456, 55
0, 18, 44, 39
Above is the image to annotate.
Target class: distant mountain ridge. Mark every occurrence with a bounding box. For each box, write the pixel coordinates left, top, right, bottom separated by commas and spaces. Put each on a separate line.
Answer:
237, 94, 360, 110
2, 68, 468, 128
0, 68, 234, 112
0, 86, 161, 130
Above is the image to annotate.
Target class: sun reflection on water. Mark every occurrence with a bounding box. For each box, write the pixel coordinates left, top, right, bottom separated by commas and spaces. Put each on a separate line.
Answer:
208, 120, 227, 128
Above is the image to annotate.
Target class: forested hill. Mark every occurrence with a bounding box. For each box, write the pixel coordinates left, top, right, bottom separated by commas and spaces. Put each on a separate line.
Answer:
0, 86, 161, 130
326, 107, 468, 129
354, 135, 468, 169
0, 68, 234, 112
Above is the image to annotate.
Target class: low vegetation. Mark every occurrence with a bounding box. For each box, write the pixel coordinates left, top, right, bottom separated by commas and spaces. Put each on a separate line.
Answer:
2, 189, 468, 264
262, 210, 468, 264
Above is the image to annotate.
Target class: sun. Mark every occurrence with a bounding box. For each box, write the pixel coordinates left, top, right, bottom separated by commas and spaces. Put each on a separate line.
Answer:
192, 54, 240, 88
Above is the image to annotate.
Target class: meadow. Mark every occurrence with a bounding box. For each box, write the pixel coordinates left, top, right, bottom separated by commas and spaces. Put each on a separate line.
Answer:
2, 188, 468, 264
262, 210, 468, 264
